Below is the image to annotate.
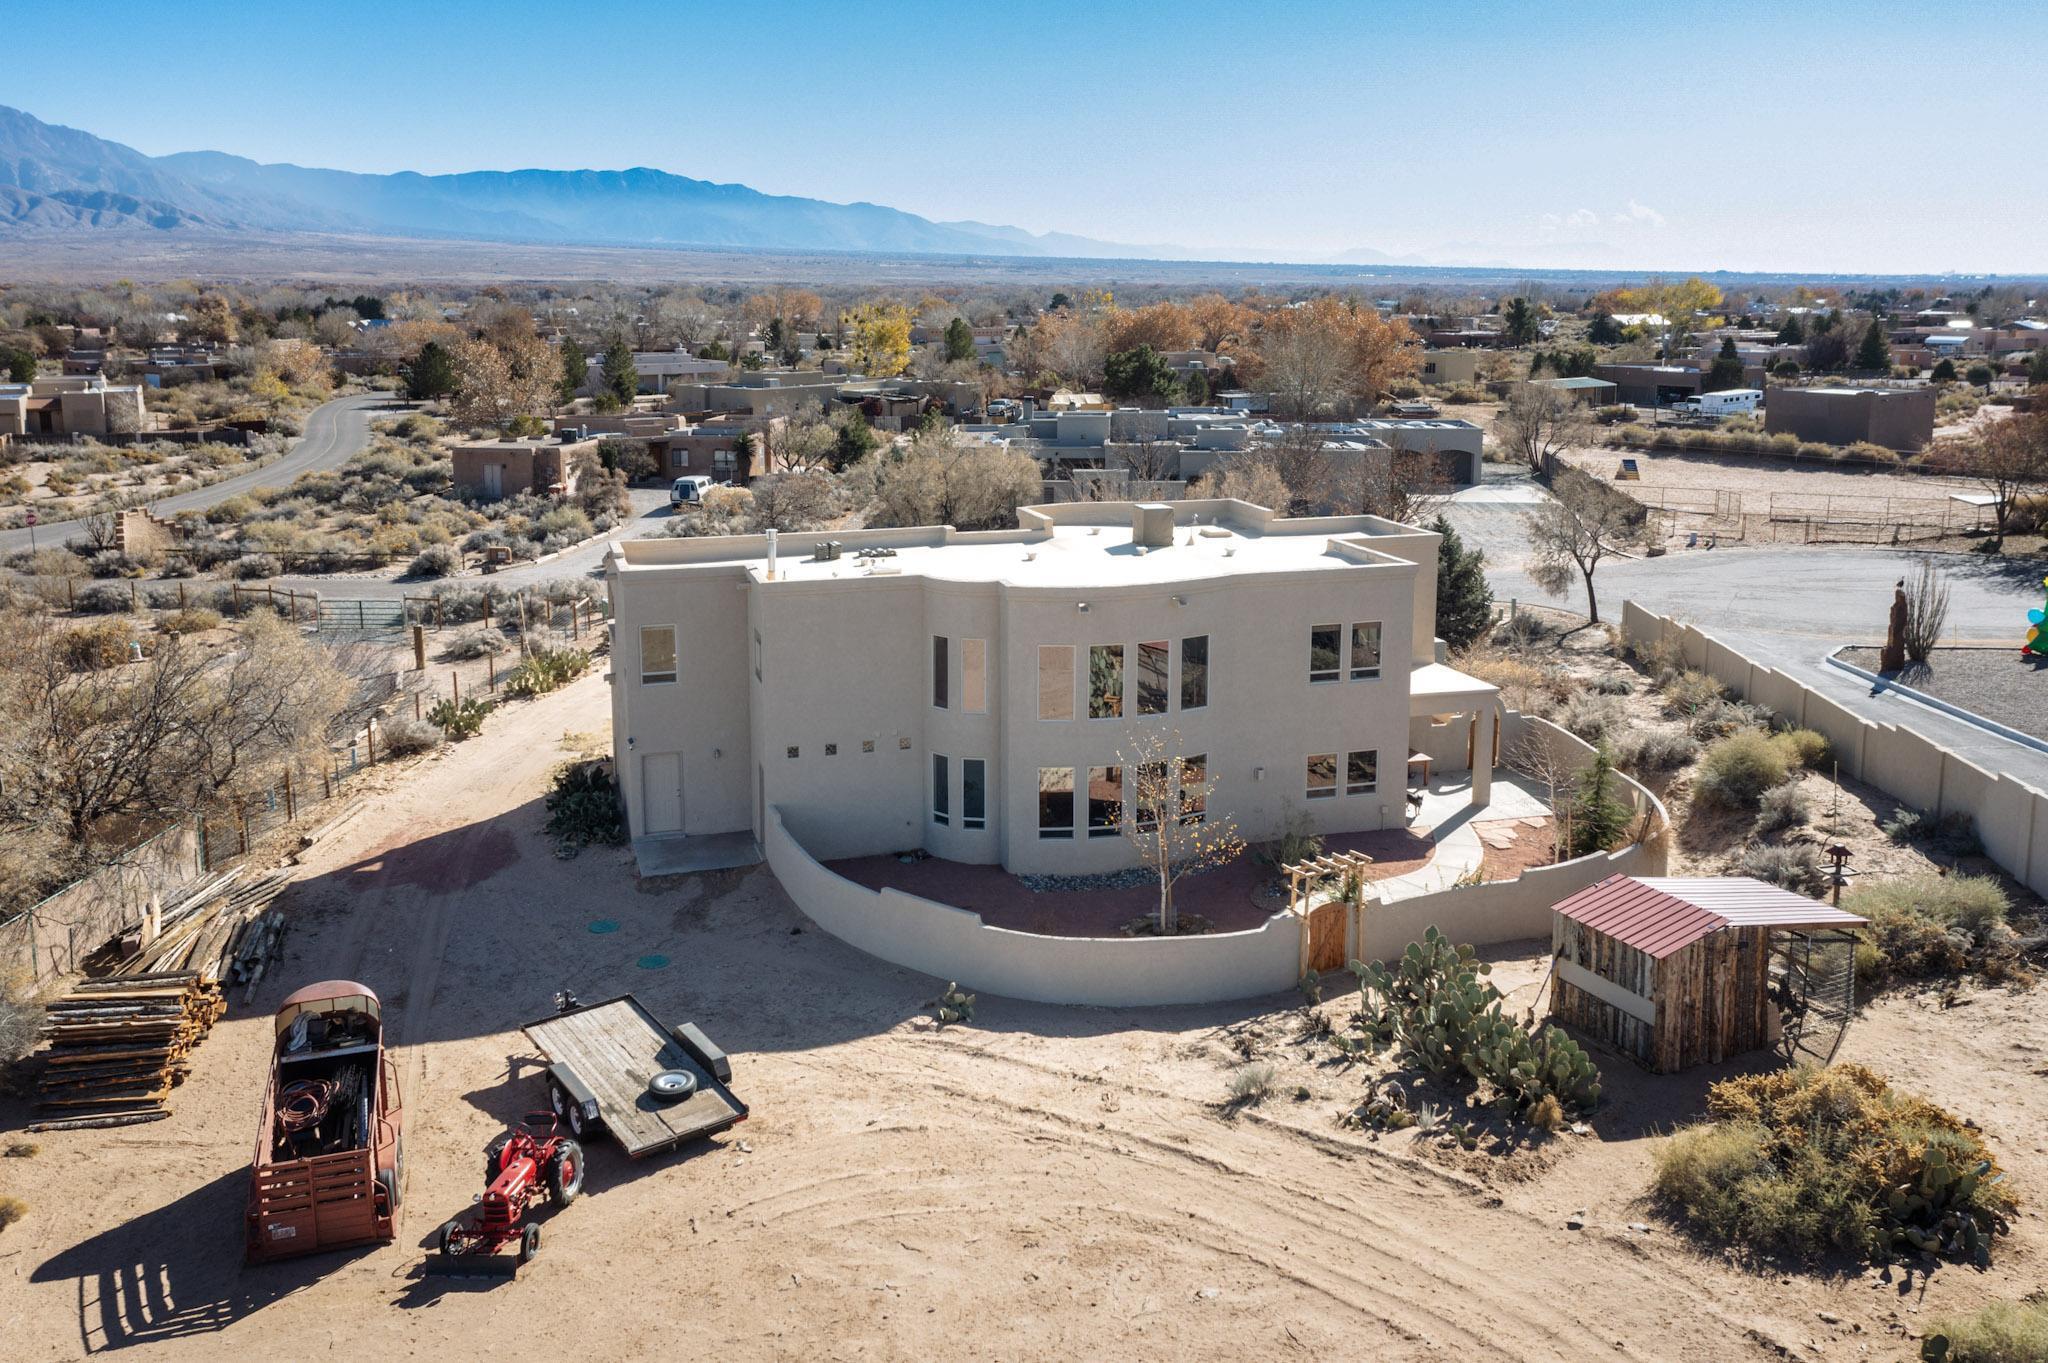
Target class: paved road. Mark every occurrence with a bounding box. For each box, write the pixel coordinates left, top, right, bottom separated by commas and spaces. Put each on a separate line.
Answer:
0, 391, 403, 556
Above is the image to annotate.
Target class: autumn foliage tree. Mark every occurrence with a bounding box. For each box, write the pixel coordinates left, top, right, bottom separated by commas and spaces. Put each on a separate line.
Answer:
449, 331, 562, 432
1245, 297, 1419, 418
1114, 731, 1244, 934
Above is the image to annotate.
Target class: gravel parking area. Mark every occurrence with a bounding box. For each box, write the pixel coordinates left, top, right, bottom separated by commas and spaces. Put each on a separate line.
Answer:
1838, 644, 2048, 741
1562, 446, 1982, 505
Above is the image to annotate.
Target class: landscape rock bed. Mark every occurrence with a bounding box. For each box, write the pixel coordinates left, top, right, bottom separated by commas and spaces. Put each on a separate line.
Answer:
1837, 644, 2048, 742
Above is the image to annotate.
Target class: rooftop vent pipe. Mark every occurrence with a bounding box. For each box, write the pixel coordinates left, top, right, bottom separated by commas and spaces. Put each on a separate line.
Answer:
765, 528, 778, 580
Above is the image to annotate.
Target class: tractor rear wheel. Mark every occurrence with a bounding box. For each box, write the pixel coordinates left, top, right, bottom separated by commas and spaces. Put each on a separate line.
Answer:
483, 1133, 512, 1187
519, 1222, 542, 1264
547, 1138, 585, 1206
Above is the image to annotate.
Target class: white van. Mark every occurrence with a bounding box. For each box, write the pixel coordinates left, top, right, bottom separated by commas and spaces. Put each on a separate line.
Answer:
1673, 389, 1761, 418
670, 475, 714, 506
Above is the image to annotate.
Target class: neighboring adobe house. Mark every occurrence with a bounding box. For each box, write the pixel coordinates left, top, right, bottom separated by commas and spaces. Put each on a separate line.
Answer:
1762, 384, 1937, 452
0, 375, 148, 438
1418, 348, 1485, 387
606, 498, 1501, 875
450, 433, 599, 499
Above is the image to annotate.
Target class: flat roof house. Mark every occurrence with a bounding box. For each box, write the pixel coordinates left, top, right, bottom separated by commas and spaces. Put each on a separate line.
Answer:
1592, 364, 1703, 407
1763, 385, 1936, 452
607, 499, 1499, 877
450, 433, 599, 500
0, 375, 147, 438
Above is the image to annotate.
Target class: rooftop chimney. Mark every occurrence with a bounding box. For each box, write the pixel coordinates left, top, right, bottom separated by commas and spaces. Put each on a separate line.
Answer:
1132, 503, 1175, 550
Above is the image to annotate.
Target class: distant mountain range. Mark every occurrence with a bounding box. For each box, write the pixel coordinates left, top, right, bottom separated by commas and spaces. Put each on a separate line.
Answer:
0, 104, 1188, 260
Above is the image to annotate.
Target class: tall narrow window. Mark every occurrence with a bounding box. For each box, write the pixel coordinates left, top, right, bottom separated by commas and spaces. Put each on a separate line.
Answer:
1136, 641, 1168, 715
1136, 760, 1167, 830
932, 635, 949, 709
1038, 767, 1074, 839
1306, 753, 1337, 800
1038, 645, 1074, 721
1310, 625, 1341, 683
641, 626, 677, 684
1182, 753, 1208, 824
1088, 765, 1122, 837
962, 638, 987, 713
1346, 749, 1378, 795
1350, 622, 1383, 680
931, 754, 949, 826
1180, 635, 1208, 710
962, 759, 986, 830
1089, 644, 1124, 719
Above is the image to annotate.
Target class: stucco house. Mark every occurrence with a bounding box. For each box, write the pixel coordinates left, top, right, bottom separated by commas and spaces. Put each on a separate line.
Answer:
0, 375, 147, 438
450, 433, 599, 500
606, 499, 1500, 876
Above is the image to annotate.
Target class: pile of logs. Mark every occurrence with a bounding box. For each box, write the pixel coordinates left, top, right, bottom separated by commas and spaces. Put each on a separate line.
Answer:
123, 868, 291, 987
30, 973, 224, 1131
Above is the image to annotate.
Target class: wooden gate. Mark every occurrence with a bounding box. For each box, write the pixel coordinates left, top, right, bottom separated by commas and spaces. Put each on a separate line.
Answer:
1305, 901, 1347, 973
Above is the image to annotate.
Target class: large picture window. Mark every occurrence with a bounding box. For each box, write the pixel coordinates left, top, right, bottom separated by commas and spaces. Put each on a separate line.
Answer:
1038, 767, 1075, 839
1136, 641, 1169, 715
1306, 753, 1337, 800
640, 626, 677, 684
1180, 635, 1208, 710
931, 754, 950, 826
1350, 622, 1382, 680
1038, 645, 1074, 721
932, 635, 949, 709
1088, 765, 1122, 837
1089, 644, 1124, 719
1310, 625, 1341, 684
962, 759, 986, 830
963, 638, 987, 713
1347, 749, 1378, 795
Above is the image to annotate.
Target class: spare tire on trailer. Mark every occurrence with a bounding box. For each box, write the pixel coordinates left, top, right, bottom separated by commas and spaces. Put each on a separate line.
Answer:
546, 1138, 585, 1206
647, 1069, 697, 1102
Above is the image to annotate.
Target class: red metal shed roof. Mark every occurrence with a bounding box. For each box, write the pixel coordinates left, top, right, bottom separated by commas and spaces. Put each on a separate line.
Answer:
1552, 875, 1866, 959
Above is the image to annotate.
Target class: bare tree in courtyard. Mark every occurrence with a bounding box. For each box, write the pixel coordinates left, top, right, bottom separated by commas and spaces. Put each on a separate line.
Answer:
1524, 468, 1649, 625
1497, 382, 1593, 476
1116, 731, 1244, 935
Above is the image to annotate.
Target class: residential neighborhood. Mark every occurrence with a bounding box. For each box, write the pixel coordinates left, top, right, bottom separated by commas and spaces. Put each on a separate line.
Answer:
1, 7, 2046, 1363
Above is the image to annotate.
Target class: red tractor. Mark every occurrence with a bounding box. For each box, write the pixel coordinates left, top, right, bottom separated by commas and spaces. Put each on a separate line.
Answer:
431, 1112, 585, 1274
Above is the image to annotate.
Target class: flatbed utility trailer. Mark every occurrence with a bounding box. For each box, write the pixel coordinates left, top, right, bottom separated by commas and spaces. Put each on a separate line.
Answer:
522, 994, 746, 1158
246, 981, 403, 1263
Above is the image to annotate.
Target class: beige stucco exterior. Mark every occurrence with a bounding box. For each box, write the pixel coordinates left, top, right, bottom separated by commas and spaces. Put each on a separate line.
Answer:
608, 499, 1493, 877
0, 376, 146, 438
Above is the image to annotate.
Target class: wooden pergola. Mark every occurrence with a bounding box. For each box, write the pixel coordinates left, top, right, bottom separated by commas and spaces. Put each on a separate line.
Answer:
1286, 851, 1375, 977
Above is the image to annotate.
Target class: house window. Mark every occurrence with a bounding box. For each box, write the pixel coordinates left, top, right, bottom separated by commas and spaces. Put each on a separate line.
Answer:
898, 736, 912, 750
752, 629, 762, 682
786, 746, 799, 760
1350, 622, 1382, 680
1135, 760, 1167, 830
1038, 767, 1074, 839
1180, 635, 1208, 710
640, 626, 677, 684
825, 743, 838, 757
963, 759, 986, 830
712, 449, 737, 480
1182, 753, 1208, 823
1310, 625, 1341, 683
861, 739, 876, 754
932, 754, 949, 826
1089, 644, 1124, 719
932, 635, 949, 709
1136, 641, 1168, 715
1039, 645, 1074, 720
963, 638, 987, 713
1347, 749, 1378, 795
1306, 753, 1337, 800
1088, 766, 1122, 837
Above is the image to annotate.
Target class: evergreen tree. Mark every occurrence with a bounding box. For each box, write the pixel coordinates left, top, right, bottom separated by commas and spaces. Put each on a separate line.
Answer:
831, 409, 878, 470
406, 341, 457, 400
601, 331, 638, 405
1931, 357, 1958, 383
1705, 336, 1746, 391
1102, 345, 1183, 405
1430, 514, 1494, 651
2, 346, 36, 383
1587, 312, 1621, 345
1502, 296, 1541, 345
557, 336, 588, 402
1570, 743, 1633, 857
1853, 320, 1891, 372
943, 316, 976, 364
1775, 313, 1806, 345
2029, 350, 2048, 386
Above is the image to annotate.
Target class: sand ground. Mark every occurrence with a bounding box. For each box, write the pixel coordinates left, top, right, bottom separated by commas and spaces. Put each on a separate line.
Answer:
2, 670, 2043, 1362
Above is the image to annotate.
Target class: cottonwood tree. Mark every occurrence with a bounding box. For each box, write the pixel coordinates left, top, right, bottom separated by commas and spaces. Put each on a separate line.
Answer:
1115, 731, 1245, 934
1192, 455, 1288, 512
1524, 468, 1649, 625
1497, 382, 1593, 476
449, 333, 562, 432
1929, 414, 2048, 535
859, 428, 1042, 530
1247, 297, 1420, 419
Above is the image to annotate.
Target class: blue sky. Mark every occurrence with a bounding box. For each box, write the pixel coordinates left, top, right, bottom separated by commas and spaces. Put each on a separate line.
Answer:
8, 1, 2042, 274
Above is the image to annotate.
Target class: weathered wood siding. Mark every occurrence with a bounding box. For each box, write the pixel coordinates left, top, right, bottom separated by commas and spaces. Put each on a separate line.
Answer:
1552, 917, 1774, 1072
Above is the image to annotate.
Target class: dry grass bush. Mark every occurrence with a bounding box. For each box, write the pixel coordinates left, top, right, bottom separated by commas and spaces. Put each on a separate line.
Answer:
1559, 693, 1626, 743
379, 716, 444, 757
1226, 1061, 1277, 1107
1660, 668, 1727, 718
1694, 730, 1792, 811
1737, 842, 1825, 895
1753, 782, 1811, 835
0, 1195, 24, 1234
1459, 650, 1573, 715
1851, 873, 2019, 988
1653, 1064, 2016, 1265
1924, 1297, 2048, 1363
161, 607, 222, 635
61, 618, 135, 670
1617, 727, 1699, 773
1774, 727, 1833, 771
441, 628, 510, 661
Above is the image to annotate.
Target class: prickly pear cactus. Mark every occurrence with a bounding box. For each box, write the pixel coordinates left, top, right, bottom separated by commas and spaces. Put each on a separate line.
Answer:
928, 982, 976, 1029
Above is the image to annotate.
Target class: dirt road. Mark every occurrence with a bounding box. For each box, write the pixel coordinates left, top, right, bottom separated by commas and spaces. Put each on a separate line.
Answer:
3, 671, 2041, 1361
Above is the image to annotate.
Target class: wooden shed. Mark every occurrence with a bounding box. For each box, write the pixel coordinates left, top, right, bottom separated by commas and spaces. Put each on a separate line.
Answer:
1549, 875, 1867, 1073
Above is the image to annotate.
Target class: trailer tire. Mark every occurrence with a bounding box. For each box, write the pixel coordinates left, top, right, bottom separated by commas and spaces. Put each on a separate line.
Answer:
519, 1222, 542, 1264
547, 1138, 585, 1206
377, 1133, 404, 1210
376, 1169, 400, 1213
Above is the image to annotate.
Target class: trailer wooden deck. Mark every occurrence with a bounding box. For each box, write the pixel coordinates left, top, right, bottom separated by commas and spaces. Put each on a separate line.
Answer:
524, 997, 743, 1157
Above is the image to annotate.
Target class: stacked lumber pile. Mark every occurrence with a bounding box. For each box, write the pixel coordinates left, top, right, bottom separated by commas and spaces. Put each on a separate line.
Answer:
122, 868, 290, 987
30, 973, 223, 1130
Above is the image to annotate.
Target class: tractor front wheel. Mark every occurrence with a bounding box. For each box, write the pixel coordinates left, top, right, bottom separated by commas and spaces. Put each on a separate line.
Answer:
547, 1138, 585, 1206
519, 1222, 542, 1264
438, 1218, 466, 1257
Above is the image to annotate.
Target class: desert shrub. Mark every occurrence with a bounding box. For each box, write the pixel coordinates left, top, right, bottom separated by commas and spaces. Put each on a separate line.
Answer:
1753, 782, 1811, 835
407, 543, 462, 578
1884, 808, 1985, 858
544, 760, 627, 850
1923, 1298, 2048, 1363
88, 549, 143, 578
1660, 669, 1726, 717
1493, 612, 1555, 646
1686, 696, 1775, 742
232, 553, 280, 580
1226, 1061, 1277, 1107
441, 628, 509, 661
1260, 806, 1324, 869
1560, 693, 1625, 743
1773, 727, 1833, 771
1590, 674, 1635, 696
1617, 728, 1699, 773
1883, 809, 1925, 844
1852, 873, 2014, 987
73, 581, 134, 614
426, 695, 492, 740
1737, 843, 1825, 895
0, 1195, 23, 1234
160, 607, 222, 635
1652, 1064, 2016, 1265
1694, 730, 1791, 811
534, 505, 594, 543
502, 647, 591, 698
1460, 651, 1572, 714
1, 976, 48, 1062
379, 716, 444, 757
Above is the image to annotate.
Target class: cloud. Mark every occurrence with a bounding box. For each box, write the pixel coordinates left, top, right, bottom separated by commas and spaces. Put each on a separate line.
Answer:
1538, 207, 1601, 236
1613, 199, 1667, 228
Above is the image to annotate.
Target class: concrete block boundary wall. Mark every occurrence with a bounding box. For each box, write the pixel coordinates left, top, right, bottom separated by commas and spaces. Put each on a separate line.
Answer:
1622, 600, 2048, 900
761, 712, 1670, 1008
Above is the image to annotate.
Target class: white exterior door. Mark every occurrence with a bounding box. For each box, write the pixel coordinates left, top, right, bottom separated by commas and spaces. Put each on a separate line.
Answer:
640, 753, 683, 834
483, 462, 503, 498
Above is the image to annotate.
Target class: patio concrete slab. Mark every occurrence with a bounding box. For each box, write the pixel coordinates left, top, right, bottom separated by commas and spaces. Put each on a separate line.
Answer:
632, 831, 763, 877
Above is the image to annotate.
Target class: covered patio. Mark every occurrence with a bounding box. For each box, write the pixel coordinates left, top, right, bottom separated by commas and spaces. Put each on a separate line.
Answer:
1407, 661, 1501, 812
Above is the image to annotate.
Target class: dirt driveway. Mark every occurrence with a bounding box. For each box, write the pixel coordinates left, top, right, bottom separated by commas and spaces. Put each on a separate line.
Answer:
3, 671, 2043, 1361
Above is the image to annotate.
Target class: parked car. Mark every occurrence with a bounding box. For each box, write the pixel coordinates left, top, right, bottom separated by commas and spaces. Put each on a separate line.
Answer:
670, 475, 714, 506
